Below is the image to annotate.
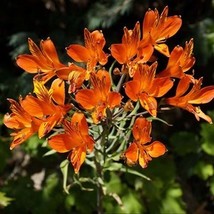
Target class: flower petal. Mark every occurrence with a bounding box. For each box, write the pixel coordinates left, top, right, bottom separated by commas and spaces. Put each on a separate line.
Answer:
124, 142, 139, 166
75, 89, 97, 110
48, 133, 79, 153
66, 44, 90, 63
125, 80, 140, 101
69, 146, 86, 173
145, 141, 167, 157
108, 92, 122, 109
139, 93, 157, 117
51, 78, 65, 106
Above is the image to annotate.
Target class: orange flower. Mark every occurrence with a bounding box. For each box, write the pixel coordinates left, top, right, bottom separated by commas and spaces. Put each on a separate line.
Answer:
157, 39, 195, 79
123, 117, 167, 168
165, 76, 214, 123
16, 38, 70, 82
21, 79, 72, 138
3, 98, 42, 149
66, 29, 108, 72
75, 70, 122, 123
110, 22, 140, 65
124, 62, 173, 117
140, 6, 182, 57
110, 22, 141, 76
48, 112, 94, 173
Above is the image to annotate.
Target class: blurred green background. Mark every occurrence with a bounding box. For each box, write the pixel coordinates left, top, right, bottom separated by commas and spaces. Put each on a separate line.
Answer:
0, 0, 214, 213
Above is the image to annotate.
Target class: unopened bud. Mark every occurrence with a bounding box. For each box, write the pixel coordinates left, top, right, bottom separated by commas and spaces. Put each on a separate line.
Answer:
124, 100, 134, 112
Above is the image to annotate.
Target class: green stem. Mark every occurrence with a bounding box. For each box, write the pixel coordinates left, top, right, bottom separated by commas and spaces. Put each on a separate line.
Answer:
94, 119, 111, 214
116, 73, 126, 92
94, 154, 104, 214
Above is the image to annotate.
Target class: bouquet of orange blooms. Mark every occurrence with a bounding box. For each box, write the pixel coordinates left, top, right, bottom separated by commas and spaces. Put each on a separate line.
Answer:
3, 6, 214, 205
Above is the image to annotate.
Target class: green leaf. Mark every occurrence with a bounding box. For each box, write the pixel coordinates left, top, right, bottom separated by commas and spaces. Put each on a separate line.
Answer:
209, 176, 214, 195
0, 192, 13, 207
24, 134, 44, 156
104, 162, 151, 181
193, 161, 214, 180
160, 183, 186, 214
43, 149, 57, 157
121, 191, 143, 214
201, 122, 214, 156
60, 159, 70, 194
170, 131, 200, 156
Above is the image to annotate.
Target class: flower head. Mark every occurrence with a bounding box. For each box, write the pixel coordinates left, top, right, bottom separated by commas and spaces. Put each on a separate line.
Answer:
140, 6, 182, 57
66, 29, 108, 72
125, 62, 173, 117
16, 38, 70, 82
157, 39, 195, 79
165, 76, 214, 123
21, 79, 72, 138
48, 112, 94, 173
4, 98, 42, 149
123, 117, 167, 168
75, 70, 122, 123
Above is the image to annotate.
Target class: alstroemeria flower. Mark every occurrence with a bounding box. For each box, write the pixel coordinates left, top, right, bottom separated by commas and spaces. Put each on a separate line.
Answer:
111, 22, 140, 65
66, 29, 108, 72
48, 112, 94, 173
4, 98, 42, 149
165, 76, 214, 123
16, 38, 71, 82
75, 70, 122, 124
110, 22, 142, 77
157, 39, 195, 79
125, 62, 173, 117
139, 6, 182, 57
21, 79, 72, 138
123, 117, 167, 168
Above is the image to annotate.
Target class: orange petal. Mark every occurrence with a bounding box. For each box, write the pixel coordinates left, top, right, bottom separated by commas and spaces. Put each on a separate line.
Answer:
145, 141, 167, 157
167, 45, 183, 67
175, 76, 191, 97
38, 113, 61, 138
10, 127, 34, 150
108, 92, 122, 109
3, 113, 22, 129
95, 70, 111, 92
21, 95, 44, 118
157, 65, 183, 79
124, 142, 139, 166
150, 77, 173, 97
193, 107, 213, 124
56, 63, 85, 80
66, 44, 90, 63
138, 149, 151, 168
69, 146, 86, 173
48, 134, 79, 153
71, 112, 89, 135
139, 93, 157, 117
75, 89, 97, 110
157, 15, 182, 41
16, 55, 41, 73
40, 38, 61, 65
132, 117, 151, 143
143, 9, 156, 37
51, 78, 65, 105
27, 38, 54, 71
110, 44, 127, 64
154, 43, 170, 57
125, 80, 140, 101
190, 86, 214, 104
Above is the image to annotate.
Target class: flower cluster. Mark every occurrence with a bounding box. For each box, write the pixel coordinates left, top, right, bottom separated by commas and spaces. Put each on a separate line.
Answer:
4, 6, 214, 173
